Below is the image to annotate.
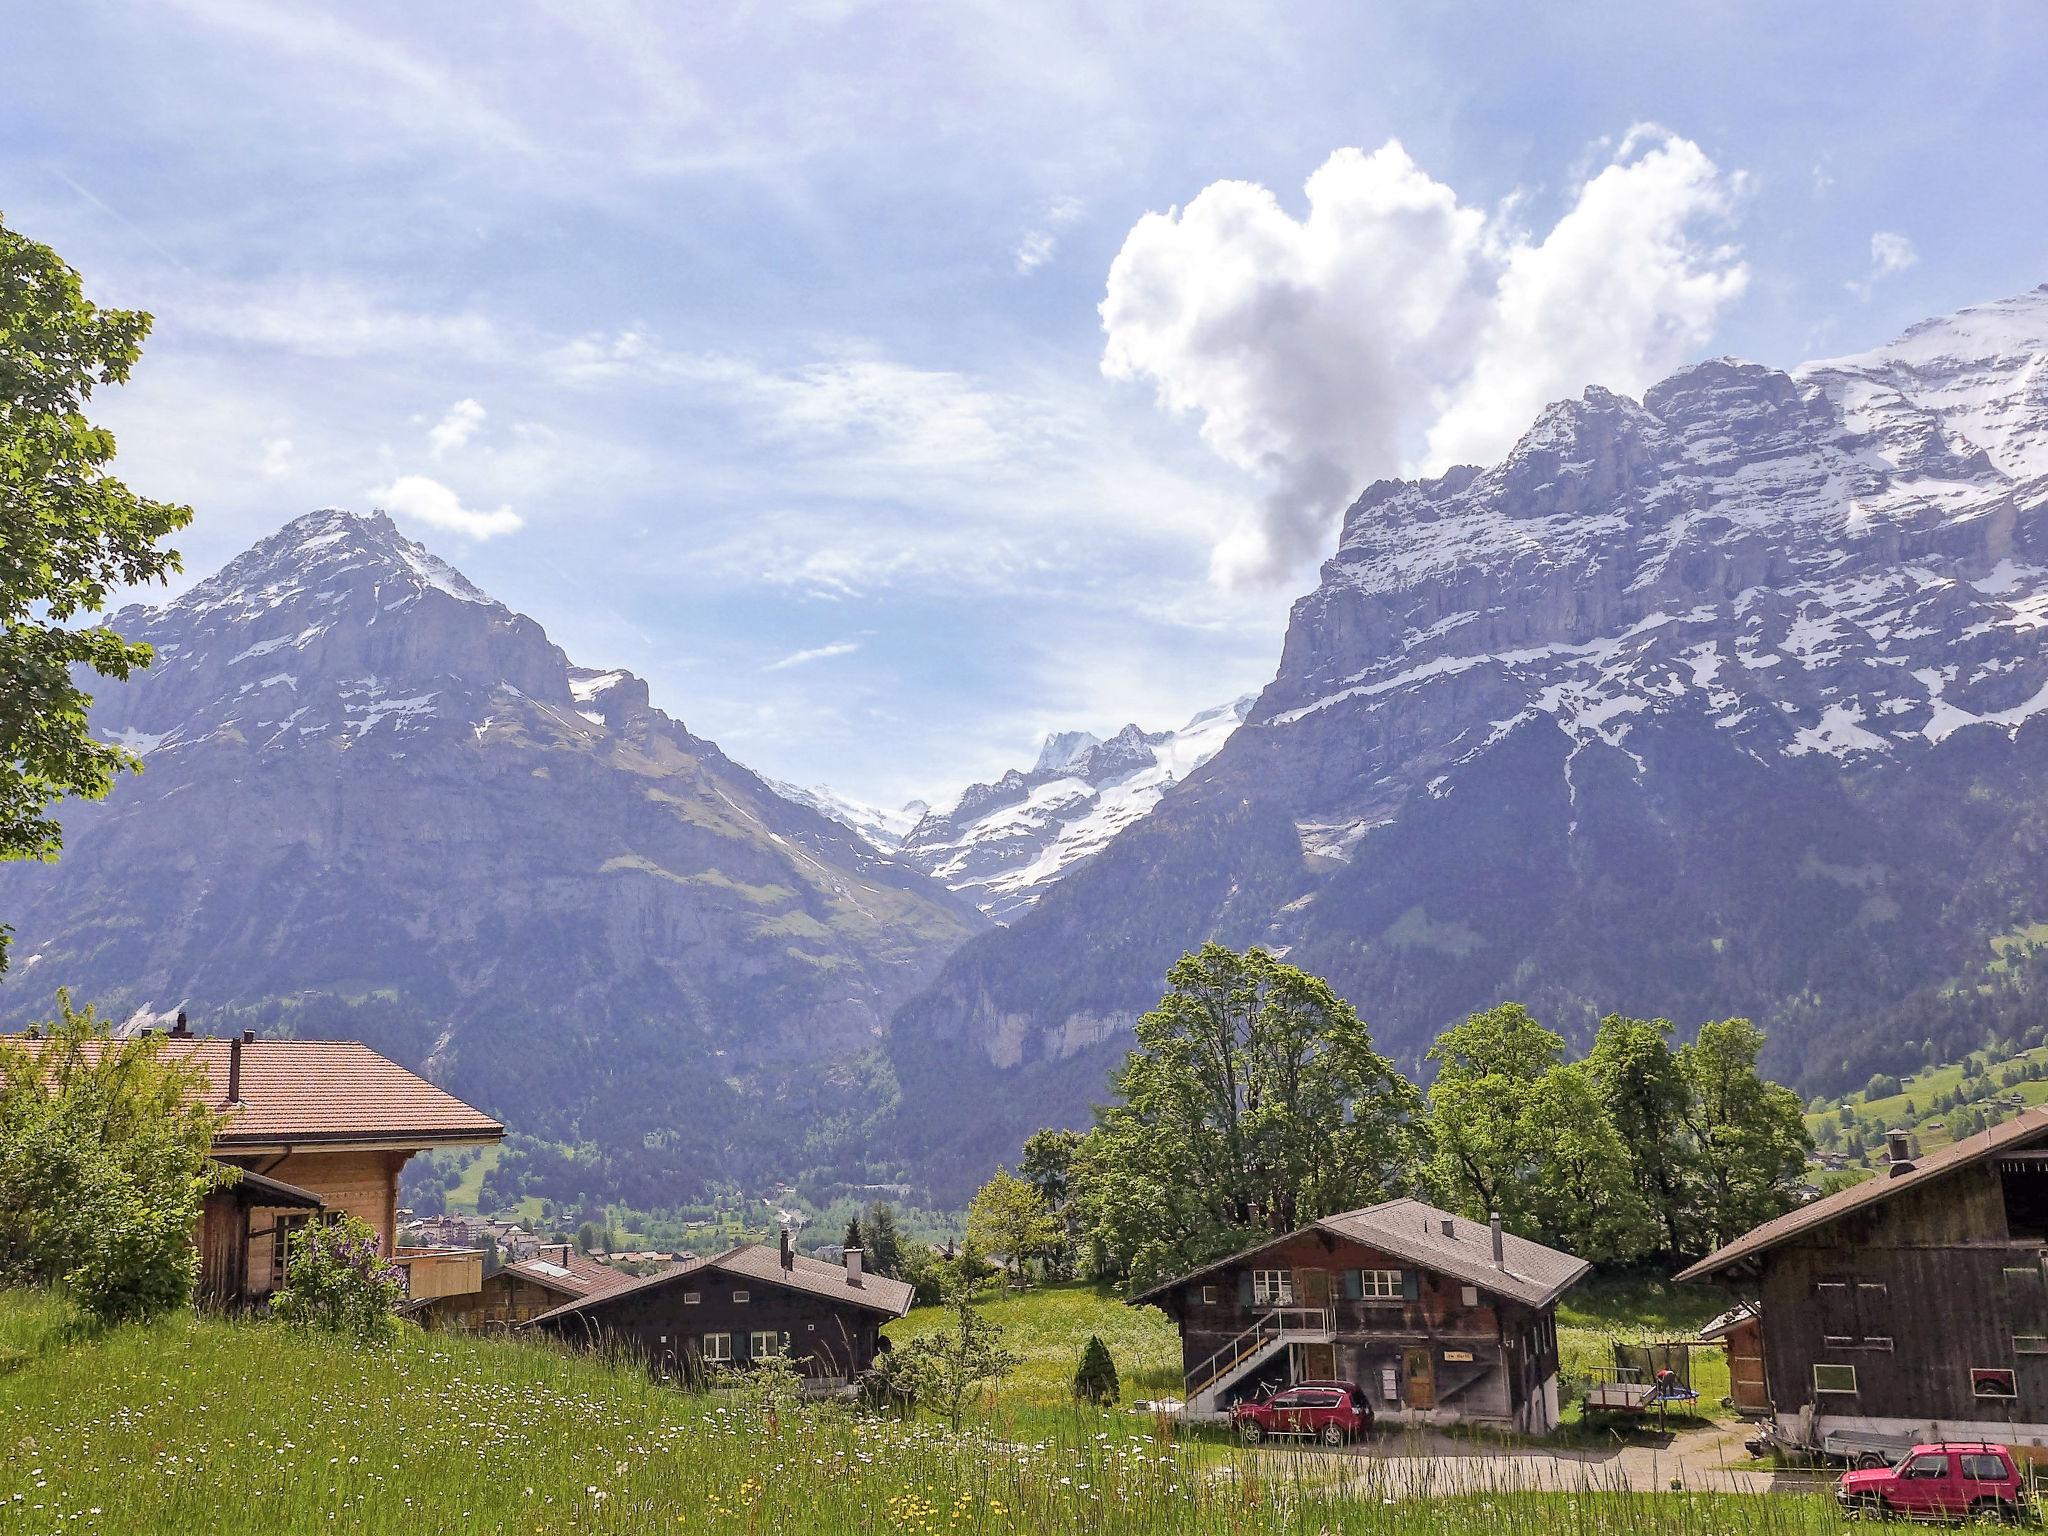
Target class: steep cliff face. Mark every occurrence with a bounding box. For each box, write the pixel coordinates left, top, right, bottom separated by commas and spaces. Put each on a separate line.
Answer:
0, 510, 984, 1197
889, 286, 2048, 1196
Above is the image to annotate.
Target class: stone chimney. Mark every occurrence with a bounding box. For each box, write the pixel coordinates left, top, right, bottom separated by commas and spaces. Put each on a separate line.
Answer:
845, 1246, 864, 1286
169, 1011, 192, 1039
1489, 1212, 1505, 1266
1440, 1217, 1456, 1238
779, 1226, 794, 1271
1885, 1129, 1916, 1176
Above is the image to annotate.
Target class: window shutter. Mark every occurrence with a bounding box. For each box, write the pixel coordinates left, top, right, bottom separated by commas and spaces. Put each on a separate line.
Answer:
1237, 1272, 1255, 1307
1342, 1269, 1363, 1301
1401, 1271, 1419, 1301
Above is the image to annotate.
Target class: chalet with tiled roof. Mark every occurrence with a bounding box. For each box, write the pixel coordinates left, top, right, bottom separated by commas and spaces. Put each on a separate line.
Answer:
1131, 1198, 1589, 1431
413, 1243, 638, 1329
526, 1231, 915, 1383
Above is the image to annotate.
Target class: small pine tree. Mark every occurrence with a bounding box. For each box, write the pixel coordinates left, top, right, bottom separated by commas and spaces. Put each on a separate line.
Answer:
843, 1214, 866, 1256
1073, 1334, 1120, 1405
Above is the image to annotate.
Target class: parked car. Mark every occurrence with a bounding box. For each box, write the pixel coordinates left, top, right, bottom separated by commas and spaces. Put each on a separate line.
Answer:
1231, 1381, 1373, 1446
1837, 1442, 2030, 1521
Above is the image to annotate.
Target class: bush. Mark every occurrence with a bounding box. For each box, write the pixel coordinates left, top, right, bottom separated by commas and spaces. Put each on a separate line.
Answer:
269, 1215, 405, 1342
1072, 1334, 1119, 1405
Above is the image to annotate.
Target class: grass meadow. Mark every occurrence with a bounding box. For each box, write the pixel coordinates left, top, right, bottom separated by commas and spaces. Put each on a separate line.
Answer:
0, 1283, 1840, 1534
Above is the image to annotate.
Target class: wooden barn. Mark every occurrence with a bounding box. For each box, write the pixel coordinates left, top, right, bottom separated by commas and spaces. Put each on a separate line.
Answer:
525, 1233, 914, 1383
1129, 1198, 1590, 1431
1679, 1113, 2048, 1448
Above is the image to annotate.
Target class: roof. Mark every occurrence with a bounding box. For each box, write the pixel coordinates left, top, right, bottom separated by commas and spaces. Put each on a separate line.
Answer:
1128, 1196, 1592, 1311
523, 1242, 916, 1328
1697, 1301, 1759, 1341
209, 1160, 324, 1208
501, 1250, 638, 1302
1676, 1106, 2048, 1283
5, 1034, 503, 1149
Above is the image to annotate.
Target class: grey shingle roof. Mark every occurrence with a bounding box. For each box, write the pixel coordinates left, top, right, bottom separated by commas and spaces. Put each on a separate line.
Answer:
1128, 1196, 1591, 1310
522, 1242, 914, 1328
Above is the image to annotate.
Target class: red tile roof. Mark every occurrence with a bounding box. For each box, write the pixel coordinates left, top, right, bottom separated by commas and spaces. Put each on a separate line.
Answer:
503, 1250, 640, 1301
6, 1034, 503, 1148
523, 1242, 915, 1328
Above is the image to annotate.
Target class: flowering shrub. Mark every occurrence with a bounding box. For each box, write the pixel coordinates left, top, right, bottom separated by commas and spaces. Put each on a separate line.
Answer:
268, 1215, 405, 1342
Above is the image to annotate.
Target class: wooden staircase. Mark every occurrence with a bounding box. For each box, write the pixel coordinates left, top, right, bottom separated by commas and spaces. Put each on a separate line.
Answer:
1182, 1307, 1333, 1415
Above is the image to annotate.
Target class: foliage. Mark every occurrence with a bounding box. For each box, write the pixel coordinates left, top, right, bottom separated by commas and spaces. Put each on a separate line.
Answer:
1679, 1018, 1812, 1253
862, 1200, 906, 1279
886, 1279, 1180, 1405
268, 1215, 405, 1343
842, 1212, 866, 1256
1072, 1333, 1120, 1405
1074, 943, 1419, 1289
966, 1168, 1061, 1282
876, 1281, 1021, 1432
0, 992, 223, 1324
0, 213, 191, 972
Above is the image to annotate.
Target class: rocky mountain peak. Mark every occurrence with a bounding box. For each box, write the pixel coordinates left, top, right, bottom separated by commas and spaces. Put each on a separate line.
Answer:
1033, 730, 1101, 773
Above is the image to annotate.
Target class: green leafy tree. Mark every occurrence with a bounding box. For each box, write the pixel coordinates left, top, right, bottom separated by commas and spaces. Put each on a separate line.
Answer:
881, 1282, 1020, 1432
862, 1201, 904, 1279
1019, 1127, 1082, 1278
966, 1167, 1060, 1284
1, 215, 191, 972
1679, 1018, 1813, 1253
269, 1214, 406, 1343
1521, 1062, 1659, 1262
1072, 1334, 1120, 1405
1076, 943, 1418, 1288
0, 991, 225, 1324
1587, 1014, 1695, 1256
1423, 1004, 1566, 1232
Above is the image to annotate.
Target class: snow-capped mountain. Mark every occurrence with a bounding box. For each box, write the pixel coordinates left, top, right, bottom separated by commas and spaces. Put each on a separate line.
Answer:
890, 285, 2048, 1194
764, 781, 930, 852
0, 509, 984, 1192
896, 698, 1254, 919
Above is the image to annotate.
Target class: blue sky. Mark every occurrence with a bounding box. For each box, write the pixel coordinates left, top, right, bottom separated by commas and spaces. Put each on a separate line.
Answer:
7, 2, 2046, 804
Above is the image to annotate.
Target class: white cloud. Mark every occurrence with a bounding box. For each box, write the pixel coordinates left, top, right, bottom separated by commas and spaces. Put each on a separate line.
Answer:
1870, 230, 1918, 278
1101, 129, 1749, 586
1016, 195, 1084, 275
259, 436, 294, 479
764, 639, 860, 671
429, 398, 486, 456
368, 473, 522, 539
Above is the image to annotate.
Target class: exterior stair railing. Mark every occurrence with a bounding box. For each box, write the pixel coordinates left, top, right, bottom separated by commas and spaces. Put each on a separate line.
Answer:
1183, 1306, 1332, 1401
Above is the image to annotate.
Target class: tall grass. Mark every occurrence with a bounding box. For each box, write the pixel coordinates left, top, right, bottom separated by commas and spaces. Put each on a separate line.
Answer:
0, 1290, 1841, 1534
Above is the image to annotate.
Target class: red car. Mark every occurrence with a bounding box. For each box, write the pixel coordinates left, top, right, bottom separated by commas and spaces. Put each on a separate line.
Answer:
1231, 1381, 1374, 1446
1837, 1442, 2030, 1521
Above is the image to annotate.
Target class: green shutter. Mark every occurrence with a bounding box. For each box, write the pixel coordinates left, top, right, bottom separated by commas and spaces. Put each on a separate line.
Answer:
1342, 1269, 1363, 1301
1237, 1272, 1255, 1307
1401, 1271, 1419, 1301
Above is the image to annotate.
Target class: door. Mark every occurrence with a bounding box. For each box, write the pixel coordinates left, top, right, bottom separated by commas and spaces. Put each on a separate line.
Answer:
1297, 1267, 1331, 1311
1300, 1343, 1336, 1380
1403, 1347, 1435, 1410
1894, 1452, 1953, 1516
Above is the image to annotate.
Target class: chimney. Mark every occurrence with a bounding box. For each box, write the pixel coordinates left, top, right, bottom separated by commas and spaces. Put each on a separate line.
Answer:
170, 1011, 192, 1039
1440, 1217, 1456, 1239
779, 1226, 794, 1271
845, 1246, 864, 1286
1489, 1212, 1505, 1266
226, 1034, 246, 1106
1886, 1129, 1916, 1176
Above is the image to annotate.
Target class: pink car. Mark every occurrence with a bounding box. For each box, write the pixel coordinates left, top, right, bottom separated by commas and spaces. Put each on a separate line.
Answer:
1837, 1443, 2029, 1521
1231, 1381, 1374, 1446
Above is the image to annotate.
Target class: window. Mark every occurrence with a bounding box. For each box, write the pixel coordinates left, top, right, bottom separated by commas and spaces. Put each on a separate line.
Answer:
1812, 1364, 1858, 1395
1358, 1269, 1402, 1300
1200, 1285, 1218, 1306
702, 1333, 732, 1362
750, 1330, 780, 1359
1815, 1281, 1853, 1347
1460, 1285, 1480, 1308
1964, 1453, 2013, 1481
1974, 1368, 2020, 1400
683, 1291, 701, 1306
2016, 1336, 2048, 1355
732, 1289, 749, 1303
269, 1213, 312, 1292
1252, 1269, 1294, 1305
1857, 1282, 1893, 1348
1902, 1453, 1951, 1480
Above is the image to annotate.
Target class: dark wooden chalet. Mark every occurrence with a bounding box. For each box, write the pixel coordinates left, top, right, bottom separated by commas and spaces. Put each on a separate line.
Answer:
1131, 1198, 1590, 1431
1680, 1113, 2048, 1448
525, 1233, 915, 1383
412, 1244, 637, 1329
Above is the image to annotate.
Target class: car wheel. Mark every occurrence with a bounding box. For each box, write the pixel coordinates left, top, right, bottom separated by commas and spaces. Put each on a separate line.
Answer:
1969, 1499, 2012, 1525
1238, 1421, 1263, 1446
1850, 1493, 1886, 1521
1320, 1422, 1347, 1447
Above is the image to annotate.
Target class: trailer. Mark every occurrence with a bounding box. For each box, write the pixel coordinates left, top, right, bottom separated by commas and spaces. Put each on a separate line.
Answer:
1583, 1366, 1701, 1419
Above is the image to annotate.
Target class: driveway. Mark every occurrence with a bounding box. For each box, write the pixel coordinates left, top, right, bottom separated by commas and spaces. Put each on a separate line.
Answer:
1311, 1422, 1817, 1496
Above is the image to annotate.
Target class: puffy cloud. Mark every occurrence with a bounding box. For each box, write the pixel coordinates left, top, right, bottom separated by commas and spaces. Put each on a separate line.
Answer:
1101, 130, 1749, 585
1847, 231, 1919, 302
764, 639, 860, 671
259, 436, 294, 478
429, 397, 486, 456
368, 473, 521, 539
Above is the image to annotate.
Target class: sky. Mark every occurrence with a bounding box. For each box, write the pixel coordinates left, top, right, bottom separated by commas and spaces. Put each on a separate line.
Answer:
6, 3, 2047, 805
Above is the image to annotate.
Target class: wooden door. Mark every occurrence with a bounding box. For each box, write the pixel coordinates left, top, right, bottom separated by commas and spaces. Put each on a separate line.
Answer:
1301, 1343, 1336, 1379
1297, 1267, 1330, 1308
1403, 1347, 1435, 1410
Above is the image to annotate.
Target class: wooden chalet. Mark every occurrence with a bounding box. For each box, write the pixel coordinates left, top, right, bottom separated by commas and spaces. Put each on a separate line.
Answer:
1679, 1114, 2048, 1448
525, 1233, 915, 1384
414, 1244, 638, 1329
1130, 1198, 1590, 1431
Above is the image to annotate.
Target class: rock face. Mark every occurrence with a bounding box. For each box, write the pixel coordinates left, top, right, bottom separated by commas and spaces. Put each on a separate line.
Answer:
0, 510, 985, 1200
890, 285, 2048, 1197
894, 699, 1254, 920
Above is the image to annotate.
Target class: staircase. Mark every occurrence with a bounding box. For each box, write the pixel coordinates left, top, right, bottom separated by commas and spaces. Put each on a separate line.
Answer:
1182, 1307, 1334, 1416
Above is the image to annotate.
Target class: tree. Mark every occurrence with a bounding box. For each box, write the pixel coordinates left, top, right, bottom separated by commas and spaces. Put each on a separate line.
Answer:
842, 1213, 866, 1258
576, 1220, 604, 1254
1075, 944, 1418, 1288
1520, 1063, 1658, 1262
269, 1214, 406, 1343
881, 1282, 1020, 1432
1, 214, 192, 972
1019, 1127, 1082, 1279
1587, 1014, 1695, 1257
0, 990, 225, 1323
1072, 1334, 1120, 1405
966, 1168, 1060, 1283
862, 1201, 904, 1279
1422, 1004, 1566, 1233
1679, 1018, 1812, 1253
